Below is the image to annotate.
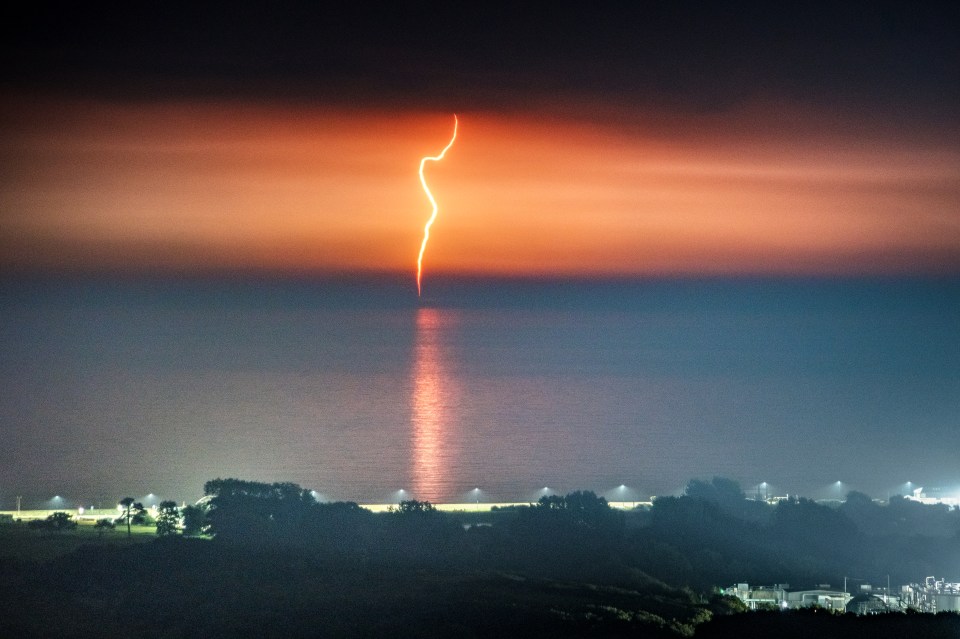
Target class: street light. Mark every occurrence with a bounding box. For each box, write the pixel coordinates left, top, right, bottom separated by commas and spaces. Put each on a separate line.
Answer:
535, 486, 554, 503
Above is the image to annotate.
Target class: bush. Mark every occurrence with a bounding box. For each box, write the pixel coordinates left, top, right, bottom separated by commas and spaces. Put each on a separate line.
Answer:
27, 512, 78, 531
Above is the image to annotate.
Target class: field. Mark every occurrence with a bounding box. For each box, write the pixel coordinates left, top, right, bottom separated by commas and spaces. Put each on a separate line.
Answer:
0, 519, 157, 563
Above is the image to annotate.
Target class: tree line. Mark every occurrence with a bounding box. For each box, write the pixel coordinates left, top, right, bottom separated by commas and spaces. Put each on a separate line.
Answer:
5, 476, 959, 638
182, 476, 960, 590
28, 475, 960, 591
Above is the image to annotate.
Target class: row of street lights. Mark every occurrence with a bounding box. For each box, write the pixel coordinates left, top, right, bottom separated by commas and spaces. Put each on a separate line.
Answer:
342, 480, 921, 505
383, 484, 646, 506
5, 492, 164, 512
21, 481, 926, 510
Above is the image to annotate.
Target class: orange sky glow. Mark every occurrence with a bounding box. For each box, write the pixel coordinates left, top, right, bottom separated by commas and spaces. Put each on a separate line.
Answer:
2, 93, 958, 277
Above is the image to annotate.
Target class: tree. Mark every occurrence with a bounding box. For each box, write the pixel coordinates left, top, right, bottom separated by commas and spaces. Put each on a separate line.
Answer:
181, 504, 208, 536
132, 508, 154, 526
530, 490, 619, 531
27, 511, 77, 532
395, 500, 437, 515
156, 501, 180, 536
48, 511, 77, 530
684, 476, 770, 523
118, 497, 145, 537
202, 478, 317, 543
94, 518, 115, 537
686, 477, 745, 504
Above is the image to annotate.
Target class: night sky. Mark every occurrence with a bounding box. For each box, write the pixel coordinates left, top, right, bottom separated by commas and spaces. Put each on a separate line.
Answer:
2, 2, 958, 276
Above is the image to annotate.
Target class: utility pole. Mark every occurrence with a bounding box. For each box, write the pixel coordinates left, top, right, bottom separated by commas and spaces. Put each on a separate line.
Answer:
16, 495, 21, 516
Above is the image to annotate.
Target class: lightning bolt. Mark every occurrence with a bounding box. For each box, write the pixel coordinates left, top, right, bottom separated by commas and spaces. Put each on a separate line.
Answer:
416, 114, 458, 297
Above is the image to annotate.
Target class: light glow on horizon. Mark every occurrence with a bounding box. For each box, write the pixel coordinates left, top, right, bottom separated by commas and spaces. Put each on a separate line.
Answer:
2, 96, 958, 277
416, 114, 458, 296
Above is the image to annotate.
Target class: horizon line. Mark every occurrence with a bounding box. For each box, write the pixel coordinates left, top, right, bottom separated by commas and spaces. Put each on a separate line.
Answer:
4, 265, 960, 283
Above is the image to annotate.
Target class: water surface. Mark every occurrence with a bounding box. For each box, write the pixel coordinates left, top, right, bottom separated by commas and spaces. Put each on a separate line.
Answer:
2, 275, 957, 507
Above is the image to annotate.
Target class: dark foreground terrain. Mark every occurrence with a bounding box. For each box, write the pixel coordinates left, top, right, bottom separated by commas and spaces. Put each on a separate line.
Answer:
0, 535, 707, 638
3, 534, 959, 639
3, 477, 959, 637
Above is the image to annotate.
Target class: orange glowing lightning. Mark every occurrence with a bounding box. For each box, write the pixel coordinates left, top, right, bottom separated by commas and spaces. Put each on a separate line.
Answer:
416, 114, 458, 296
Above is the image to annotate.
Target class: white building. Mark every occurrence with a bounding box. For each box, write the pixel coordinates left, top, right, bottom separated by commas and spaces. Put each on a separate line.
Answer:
723, 583, 851, 611
784, 589, 851, 611
904, 487, 960, 508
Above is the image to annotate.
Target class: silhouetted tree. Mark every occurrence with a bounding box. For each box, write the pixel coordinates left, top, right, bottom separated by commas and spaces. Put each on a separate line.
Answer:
771, 497, 858, 546
685, 477, 770, 522
156, 501, 180, 536
181, 504, 208, 536
117, 497, 145, 536
203, 478, 317, 544
27, 511, 77, 531
504, 491, 625, 577
94, 518, 115, 537
394, 499, 437, 515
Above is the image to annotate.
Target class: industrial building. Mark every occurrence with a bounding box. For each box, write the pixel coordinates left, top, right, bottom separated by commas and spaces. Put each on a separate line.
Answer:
901, 577, 960, 613
723, 583, 851, 611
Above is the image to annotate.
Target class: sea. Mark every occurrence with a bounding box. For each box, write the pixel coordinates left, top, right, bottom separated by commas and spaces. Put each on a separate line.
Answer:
1, 274, 958, 508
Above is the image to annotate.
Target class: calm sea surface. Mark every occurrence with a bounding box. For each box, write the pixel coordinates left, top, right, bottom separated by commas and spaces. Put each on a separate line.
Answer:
2, 276, 958, 507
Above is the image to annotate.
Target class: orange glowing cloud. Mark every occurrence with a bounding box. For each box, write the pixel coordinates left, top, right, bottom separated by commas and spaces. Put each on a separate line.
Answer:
1, 93, 958, 275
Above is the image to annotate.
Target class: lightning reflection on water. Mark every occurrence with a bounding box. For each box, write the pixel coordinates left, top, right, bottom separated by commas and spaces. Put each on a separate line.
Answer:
410, 307, 460, 501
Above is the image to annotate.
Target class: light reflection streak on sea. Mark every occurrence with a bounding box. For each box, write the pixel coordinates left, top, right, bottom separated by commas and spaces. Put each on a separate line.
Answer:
410, 307, 460, 502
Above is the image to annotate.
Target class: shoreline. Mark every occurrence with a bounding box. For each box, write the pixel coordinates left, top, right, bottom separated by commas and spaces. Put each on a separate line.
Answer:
1, 501, 653, 521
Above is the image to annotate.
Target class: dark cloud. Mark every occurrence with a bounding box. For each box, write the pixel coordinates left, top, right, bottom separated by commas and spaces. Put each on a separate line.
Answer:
3, 2, 959, 124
